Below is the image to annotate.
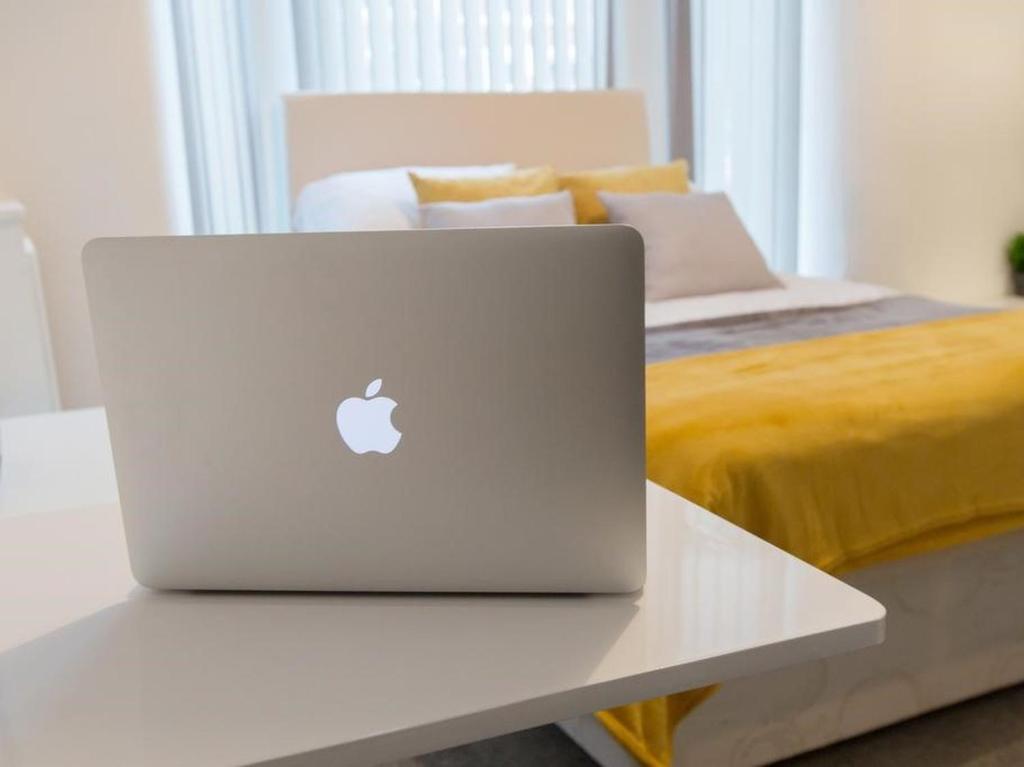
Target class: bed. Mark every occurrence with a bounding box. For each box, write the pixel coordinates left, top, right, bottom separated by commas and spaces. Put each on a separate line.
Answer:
284, 90, 1024, 766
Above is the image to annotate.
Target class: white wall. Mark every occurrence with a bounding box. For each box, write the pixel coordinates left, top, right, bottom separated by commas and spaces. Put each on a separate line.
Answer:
800, 0, 1024, 301
0, 0, 174, 408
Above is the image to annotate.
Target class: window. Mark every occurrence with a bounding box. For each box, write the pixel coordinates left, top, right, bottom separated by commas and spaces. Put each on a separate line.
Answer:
691, 0, 801, 271
163, 0, 610, 234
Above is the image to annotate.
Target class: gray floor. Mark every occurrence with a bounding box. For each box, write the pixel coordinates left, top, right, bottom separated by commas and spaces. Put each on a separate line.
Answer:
387, 683, 1024, 766
388, 726, 597, 767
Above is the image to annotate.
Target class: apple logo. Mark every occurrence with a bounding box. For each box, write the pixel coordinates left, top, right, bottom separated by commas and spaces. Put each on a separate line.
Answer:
336, 378, 402, 455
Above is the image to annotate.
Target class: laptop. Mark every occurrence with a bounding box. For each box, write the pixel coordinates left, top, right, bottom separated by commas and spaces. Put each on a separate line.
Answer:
83, 227, 646, 592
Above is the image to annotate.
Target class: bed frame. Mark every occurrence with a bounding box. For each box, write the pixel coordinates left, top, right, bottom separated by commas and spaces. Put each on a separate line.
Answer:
286, 90, 650, 201
283, 90, 1024, 766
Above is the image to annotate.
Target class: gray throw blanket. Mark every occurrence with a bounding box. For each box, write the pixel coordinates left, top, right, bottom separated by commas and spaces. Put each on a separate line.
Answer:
646, 296, 983, 364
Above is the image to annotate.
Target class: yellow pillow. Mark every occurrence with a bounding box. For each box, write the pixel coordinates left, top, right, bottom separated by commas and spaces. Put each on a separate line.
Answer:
558, 160, 690, 224
409, 166, 559, 204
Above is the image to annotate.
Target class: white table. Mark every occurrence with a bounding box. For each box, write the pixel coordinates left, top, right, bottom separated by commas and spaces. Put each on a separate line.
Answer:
0, 409, 885, 767
0, 407, 117, 516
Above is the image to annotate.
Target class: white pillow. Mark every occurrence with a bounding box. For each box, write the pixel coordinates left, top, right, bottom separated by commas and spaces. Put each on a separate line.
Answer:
292, 164, 516, 232
598, 191, 782, 300
418, 191, 576, 229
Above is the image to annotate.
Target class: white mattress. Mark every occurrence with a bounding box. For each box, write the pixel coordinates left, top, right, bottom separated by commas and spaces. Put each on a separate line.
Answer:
569, 275, 1024, 767
563, 526, 1024, 767
644, 275, 897, 328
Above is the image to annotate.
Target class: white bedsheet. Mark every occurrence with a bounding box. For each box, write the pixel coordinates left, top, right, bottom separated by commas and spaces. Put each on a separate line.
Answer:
644, 275, 897, 328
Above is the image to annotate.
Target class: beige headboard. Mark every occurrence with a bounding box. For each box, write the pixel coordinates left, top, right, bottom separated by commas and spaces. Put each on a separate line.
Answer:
284, 90, 650, 201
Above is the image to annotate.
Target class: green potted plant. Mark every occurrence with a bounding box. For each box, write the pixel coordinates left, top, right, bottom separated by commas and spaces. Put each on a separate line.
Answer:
1010, 233, 1024, 296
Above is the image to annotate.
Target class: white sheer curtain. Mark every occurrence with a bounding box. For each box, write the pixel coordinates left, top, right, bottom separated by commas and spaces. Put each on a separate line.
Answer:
690, 0, 801, 272
164, 0, 610, 234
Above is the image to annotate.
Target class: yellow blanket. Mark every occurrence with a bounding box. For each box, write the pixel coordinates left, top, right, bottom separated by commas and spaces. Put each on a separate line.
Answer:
598, 310, 1024, 767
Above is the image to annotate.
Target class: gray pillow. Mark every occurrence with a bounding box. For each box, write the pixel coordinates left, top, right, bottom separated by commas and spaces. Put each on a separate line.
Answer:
597, 191, 782, 300
419, 190, 575, 229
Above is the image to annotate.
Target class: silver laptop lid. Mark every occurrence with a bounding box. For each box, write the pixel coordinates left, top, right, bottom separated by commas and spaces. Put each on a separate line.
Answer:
84, 227, 645, 592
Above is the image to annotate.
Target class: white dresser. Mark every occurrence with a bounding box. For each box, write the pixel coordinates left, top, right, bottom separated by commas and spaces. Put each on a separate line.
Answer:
0, 201, 59, 417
